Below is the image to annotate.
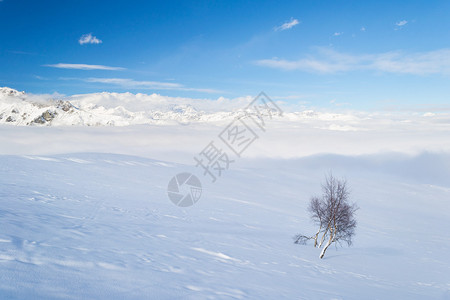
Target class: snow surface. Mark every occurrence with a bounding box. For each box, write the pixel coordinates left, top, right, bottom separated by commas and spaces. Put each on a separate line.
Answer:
0, 152, 449, 299
1, 87, 450, 299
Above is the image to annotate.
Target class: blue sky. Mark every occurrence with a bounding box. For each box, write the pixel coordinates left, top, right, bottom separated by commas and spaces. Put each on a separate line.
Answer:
1, 0, 450, 110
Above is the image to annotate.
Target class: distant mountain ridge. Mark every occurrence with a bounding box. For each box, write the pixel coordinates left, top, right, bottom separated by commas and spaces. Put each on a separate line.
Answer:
0, 87, 251, 126
1, 87, 446, 130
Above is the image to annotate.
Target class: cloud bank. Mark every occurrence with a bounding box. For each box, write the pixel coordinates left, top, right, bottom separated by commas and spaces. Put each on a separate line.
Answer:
255, 48, 450, 75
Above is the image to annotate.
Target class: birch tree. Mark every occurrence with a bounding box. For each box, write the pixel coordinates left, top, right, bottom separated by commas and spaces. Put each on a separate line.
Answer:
294, 174, 358, 259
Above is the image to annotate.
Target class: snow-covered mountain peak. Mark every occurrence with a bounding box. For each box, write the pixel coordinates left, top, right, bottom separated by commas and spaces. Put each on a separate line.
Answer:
0, 87, 25, 98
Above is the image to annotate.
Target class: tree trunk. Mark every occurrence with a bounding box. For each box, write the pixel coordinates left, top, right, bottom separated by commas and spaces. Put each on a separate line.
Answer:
318, 227, 328, 248
313, 225, 321, 247
319, 228, 334, 259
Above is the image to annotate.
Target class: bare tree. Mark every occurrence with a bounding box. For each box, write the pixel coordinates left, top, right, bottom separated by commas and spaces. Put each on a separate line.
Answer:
294, 174, 358, 259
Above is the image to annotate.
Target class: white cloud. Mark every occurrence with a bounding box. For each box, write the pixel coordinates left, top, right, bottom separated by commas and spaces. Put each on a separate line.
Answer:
255, 48, 450, 75
333, 32, 343, 36
395, 20, 408, 30
360, 27, 366, 32
34, 75, 48, 80
396, 20, 408, 27
275, 18, 300, 31
85, 77, 221, 93
79, 33, 102, 45
44, 63, 124, 71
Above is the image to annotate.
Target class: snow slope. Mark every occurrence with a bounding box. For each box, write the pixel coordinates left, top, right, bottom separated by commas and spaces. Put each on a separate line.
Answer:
0, 152, 449, 299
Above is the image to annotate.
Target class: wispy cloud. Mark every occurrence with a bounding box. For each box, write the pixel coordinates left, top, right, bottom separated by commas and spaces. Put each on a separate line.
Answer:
395, 20, 408, 30
360, 27, 366, 32
79, 33, 102, 45
275, 18, 300, 31
86, 78, 182, 89
44, 63, 125, 70
7, 50, 37, 55
85, 77, 221, 93
333, 32, 343, 36
255, 48, 450, 75
34, 75, 49, 80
